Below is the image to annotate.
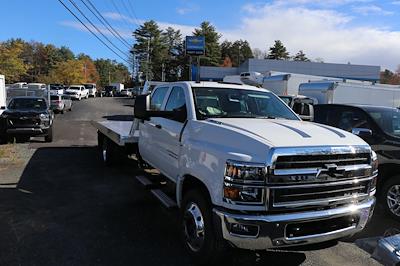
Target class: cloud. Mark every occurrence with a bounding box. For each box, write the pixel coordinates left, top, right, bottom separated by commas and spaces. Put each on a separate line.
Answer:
352, 4, 394, 15
222, 3, 400, 70
391, 0, 400, 4
61, 2, 400, 70
59, 20, 133, 39
176, 5, 199, 15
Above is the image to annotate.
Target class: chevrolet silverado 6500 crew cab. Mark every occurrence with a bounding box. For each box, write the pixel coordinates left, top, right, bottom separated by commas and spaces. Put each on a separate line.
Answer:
94, 82, 377, 264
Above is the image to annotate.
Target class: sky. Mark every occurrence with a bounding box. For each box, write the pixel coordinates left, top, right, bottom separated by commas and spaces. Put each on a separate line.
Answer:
1, 0, 400, 70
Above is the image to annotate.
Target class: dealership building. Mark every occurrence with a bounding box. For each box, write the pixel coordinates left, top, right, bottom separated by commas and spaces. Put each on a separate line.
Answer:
194, 59, 381, 82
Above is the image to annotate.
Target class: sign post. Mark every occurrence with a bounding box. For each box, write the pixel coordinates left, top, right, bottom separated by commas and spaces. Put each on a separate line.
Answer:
185, 36, 205, 83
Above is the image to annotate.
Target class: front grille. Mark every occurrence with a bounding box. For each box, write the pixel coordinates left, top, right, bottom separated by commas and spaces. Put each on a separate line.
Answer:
8, 117, 40, 127
269, 150, 373, 211
275, 153, 370, 169
272, 179, 371, 208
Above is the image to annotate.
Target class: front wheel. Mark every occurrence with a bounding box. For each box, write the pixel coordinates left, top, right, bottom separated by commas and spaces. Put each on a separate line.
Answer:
382, 177, 400, 221
45, 126, 53, 142
180, 190, 228, 265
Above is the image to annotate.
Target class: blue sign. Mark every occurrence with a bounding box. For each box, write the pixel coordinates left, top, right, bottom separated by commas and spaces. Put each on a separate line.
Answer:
186, 36, 205, 56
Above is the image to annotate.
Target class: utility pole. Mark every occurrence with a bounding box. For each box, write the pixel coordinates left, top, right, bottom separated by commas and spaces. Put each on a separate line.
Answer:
84, 63, 87, 81
108, 70, 111, 84
238, 46, 241, 66
146, 37, 150, 81
161, 63, 165, 82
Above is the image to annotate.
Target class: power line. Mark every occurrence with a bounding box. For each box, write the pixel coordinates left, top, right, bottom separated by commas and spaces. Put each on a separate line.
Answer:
67, 0, 130, 58
57, 0, 130, 64
121, 0, 140, 28
110, 0, 135, 31
82, 0, 132, 48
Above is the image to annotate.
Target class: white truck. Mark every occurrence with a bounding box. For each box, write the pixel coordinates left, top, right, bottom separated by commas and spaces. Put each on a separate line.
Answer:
93, 81, 377, 264
299, 80, 400, 108
65, 85, 89, 100
110, 83, 124, 94
0, 75, 6, 115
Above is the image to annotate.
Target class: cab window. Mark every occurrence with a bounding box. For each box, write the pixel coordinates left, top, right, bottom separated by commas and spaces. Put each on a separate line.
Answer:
337, 109, 371, 132
150, 86, 169, 110
165, 86, 187, 122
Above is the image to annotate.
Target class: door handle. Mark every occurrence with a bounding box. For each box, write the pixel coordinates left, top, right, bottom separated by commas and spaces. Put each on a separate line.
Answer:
155, 124, 162, 129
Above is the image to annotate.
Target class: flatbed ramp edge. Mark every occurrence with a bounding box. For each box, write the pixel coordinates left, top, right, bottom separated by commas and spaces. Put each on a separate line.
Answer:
92, 120, 139, 146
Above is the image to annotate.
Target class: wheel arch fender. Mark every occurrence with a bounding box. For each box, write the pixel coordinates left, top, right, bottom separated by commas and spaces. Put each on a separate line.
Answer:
176, 175, 212, 208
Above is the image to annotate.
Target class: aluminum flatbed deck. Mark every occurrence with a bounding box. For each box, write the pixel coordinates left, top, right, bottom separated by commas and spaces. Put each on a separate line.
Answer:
92, 120, 139, 146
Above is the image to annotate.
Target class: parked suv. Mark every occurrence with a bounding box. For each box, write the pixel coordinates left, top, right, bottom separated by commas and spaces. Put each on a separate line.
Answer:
0, 97, 53, 142
50, 95, 72, 113
314, 104, 400, 220
84, 83, 97, 97
65, 85, 88, 100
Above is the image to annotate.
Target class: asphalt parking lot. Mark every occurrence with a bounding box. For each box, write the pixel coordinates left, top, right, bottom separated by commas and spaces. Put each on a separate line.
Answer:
0, 97, 397, 266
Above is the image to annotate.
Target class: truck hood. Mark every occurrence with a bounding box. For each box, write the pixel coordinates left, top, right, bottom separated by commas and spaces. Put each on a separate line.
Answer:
207, 118, 367, 147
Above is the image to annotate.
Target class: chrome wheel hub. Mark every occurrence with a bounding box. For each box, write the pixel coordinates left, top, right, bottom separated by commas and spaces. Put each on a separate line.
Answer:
387, 185, 400, 217
183, 202, 205, 252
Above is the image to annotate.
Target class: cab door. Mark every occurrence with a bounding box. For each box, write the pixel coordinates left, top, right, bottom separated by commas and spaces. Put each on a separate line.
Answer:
154, 86, 188, 180
138, 86, 170, 170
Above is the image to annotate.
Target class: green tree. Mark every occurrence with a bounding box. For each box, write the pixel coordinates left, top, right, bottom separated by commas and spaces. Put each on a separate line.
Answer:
220, 40, 253, 67
163, 27, 185, 81
266, 40, 289, 60
293, 50, 310, 62
94, 59, 130, 87
193, 21, 221, 66
133, 20, 168, 81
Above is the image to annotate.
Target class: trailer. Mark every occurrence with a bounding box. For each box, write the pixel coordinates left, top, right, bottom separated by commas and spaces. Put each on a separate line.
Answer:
299, 81, 400, 108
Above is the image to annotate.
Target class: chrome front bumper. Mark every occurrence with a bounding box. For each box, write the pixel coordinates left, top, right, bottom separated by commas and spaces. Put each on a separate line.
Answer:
214, 197, 375, 250
7, 126, 49, 135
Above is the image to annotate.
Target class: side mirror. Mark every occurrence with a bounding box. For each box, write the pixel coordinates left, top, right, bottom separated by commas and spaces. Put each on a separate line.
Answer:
134, 94, 151, 120
298, 103, 314, 122
352, 128, 372, 140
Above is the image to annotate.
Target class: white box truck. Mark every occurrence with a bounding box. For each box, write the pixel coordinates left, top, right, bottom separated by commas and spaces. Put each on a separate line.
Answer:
0, 75, 6, 115
299, 81, 400, 108
262, 72, 341, 96
110, 83, 124, 94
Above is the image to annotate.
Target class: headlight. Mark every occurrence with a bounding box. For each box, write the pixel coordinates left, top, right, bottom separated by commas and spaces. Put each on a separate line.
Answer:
371, 150, 378, 175
225, 160, 267, 183
370, 151, 378, 194
223, 160, 266, 205
40, 113, 50, 120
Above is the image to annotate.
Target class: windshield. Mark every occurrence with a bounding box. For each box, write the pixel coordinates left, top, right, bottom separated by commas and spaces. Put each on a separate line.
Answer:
193, 87, 299, 120
84, 84, 94, 89
68, 86, 80, 90
8, 98, 47, 110
50, 86, 61, 90
366, 108, 400, 137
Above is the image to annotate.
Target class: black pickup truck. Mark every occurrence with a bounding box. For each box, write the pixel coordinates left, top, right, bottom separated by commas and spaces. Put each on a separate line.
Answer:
314, 104, 400, 221
0, 96, 54, 143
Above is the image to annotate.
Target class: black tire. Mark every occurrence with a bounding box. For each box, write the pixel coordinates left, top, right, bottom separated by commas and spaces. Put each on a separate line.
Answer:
382, 177, 400, 221
45, 126, 53, 142
61, 109, 64, 114
180, 189, 228, 265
